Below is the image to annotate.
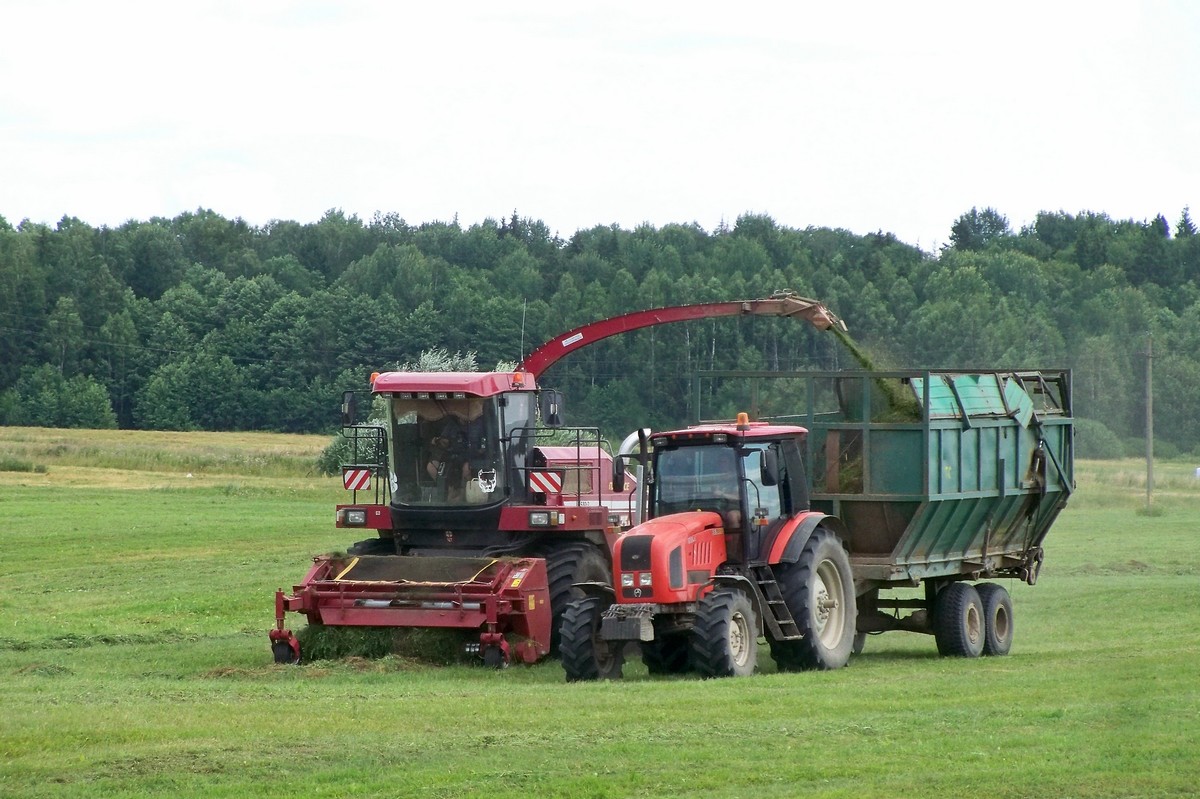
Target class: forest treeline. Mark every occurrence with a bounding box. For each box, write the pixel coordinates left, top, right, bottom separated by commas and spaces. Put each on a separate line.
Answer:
2, 206, 1199, 457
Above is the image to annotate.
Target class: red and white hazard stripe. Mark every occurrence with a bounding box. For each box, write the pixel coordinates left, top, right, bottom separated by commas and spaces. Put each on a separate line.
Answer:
342, 468, 372, 491
528, 470, 563, 494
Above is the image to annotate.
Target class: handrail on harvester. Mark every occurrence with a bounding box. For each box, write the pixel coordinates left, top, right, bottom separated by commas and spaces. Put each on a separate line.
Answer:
518, 291, 845, 379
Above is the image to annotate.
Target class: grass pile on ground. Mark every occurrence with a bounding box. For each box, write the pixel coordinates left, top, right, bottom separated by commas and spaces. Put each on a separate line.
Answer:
296, 625, 475, 665
0, 456, 47, 473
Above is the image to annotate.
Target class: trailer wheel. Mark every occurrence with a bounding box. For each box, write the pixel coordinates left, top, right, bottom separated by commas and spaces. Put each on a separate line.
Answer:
770, 527, 856, 671
975, 582, 1013, 656
691, 588, 758, 678
852, 632, 867, 656
560, 596, 624, 681
541, 542, 611, 654
933, 582, 985, 657
641, 633, 691, 675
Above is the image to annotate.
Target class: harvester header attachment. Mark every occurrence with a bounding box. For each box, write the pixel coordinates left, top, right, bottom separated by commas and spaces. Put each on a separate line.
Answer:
272, 555, 551, 667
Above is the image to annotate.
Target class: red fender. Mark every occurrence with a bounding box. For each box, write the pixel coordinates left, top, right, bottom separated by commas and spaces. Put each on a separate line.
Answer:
765, 511, 848, 564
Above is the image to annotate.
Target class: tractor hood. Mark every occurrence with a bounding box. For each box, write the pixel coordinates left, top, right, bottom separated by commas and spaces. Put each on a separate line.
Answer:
613, 511, 727, 603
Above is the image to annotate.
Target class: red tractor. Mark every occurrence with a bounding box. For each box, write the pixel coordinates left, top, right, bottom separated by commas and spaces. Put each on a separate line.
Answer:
271, 294, 844, 667
560, 414, 853, 679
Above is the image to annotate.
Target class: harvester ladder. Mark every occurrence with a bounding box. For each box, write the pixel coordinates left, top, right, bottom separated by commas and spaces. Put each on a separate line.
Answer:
750, 564, 802, 641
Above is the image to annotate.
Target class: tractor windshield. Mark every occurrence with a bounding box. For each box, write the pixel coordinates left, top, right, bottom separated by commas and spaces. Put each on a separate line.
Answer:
652, 444, 743, 518
386, 396, 507, 507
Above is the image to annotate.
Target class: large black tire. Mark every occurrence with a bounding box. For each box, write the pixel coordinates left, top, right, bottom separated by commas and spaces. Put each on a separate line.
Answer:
540, 542, 611, 654
560, 596, 624, 681
770, 527, 857, 671
933, 582, 985, 657
690, 588, 758, 678
641, 633, 691, 675
975, 582, 1014, 656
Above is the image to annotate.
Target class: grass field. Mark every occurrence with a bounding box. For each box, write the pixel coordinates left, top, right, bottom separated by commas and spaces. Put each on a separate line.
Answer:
1, 426, 1198, 798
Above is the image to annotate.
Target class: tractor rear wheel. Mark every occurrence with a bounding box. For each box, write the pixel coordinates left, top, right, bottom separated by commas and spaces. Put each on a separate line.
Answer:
560, 596, 624, 681
690, 588, 758, 678
770, 527, 856, 671
975, 582, 1014, 656
641, 632, 691, 675
540, 542, 611, 654
933, 582, 985, 657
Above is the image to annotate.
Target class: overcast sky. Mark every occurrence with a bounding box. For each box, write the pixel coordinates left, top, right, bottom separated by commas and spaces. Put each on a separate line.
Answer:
2, 1, 1197, 251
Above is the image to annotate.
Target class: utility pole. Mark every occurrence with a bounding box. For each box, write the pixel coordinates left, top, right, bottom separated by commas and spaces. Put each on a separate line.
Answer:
1145, 334, 1154, 513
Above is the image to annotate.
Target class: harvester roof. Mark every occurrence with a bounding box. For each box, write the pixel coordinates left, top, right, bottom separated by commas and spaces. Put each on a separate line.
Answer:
371, 371, 537, 396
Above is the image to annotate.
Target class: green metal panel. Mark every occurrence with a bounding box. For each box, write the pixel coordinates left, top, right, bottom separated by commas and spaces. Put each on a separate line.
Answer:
807, 369, 1072, 586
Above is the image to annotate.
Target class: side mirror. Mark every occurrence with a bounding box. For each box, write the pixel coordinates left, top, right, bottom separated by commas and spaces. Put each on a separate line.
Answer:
761, 449, 779, 487
340, 391, 358, 427
612, 455, 626, 493
539, 389, 564, 428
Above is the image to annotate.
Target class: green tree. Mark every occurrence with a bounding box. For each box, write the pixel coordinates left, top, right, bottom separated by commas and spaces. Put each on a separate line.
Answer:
44, 296, 85, 375
1175, 207, 1196, 238
1154, 353, 1200, 453
98, 308, 141, 427
8, 365, 117, 428
948, 207, 1010, 251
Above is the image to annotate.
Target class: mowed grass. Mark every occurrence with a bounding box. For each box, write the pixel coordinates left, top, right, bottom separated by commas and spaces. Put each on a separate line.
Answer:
1, 429, 1198, 798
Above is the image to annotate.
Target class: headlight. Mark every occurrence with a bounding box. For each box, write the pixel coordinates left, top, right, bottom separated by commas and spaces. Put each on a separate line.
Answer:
621, 573, 634, 587
529, 511, 550, 526
638, 573, 653, 587
340, 508, 367, 526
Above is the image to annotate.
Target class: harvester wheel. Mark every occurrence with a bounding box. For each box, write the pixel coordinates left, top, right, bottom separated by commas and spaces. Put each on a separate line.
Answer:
691, 588, 758, 678
347, 537, 395, 556
641, 633, 691, 675
852, 631, 867, 656
933, 582, 985, 657
540, 542, 611, 654
560, 596, 624, 681
770, 527, 856, 671
482, 645, 509, 669
272, 640, 299, 665
975, 582, 1014, 656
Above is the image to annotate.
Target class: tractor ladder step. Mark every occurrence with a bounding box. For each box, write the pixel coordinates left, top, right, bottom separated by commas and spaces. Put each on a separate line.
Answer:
750, 564, 802, 640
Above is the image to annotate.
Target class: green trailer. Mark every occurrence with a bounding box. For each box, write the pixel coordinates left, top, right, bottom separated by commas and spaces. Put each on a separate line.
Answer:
798, 368, 1073, 654
561, 368, 1074, 679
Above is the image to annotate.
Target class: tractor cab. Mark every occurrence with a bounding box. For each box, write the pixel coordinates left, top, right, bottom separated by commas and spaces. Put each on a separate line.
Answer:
647, 417, 809, 563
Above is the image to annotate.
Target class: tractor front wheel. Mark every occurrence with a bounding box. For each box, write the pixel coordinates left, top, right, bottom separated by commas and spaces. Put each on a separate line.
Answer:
691, 588, 758, 678
560, 596, 624, 681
